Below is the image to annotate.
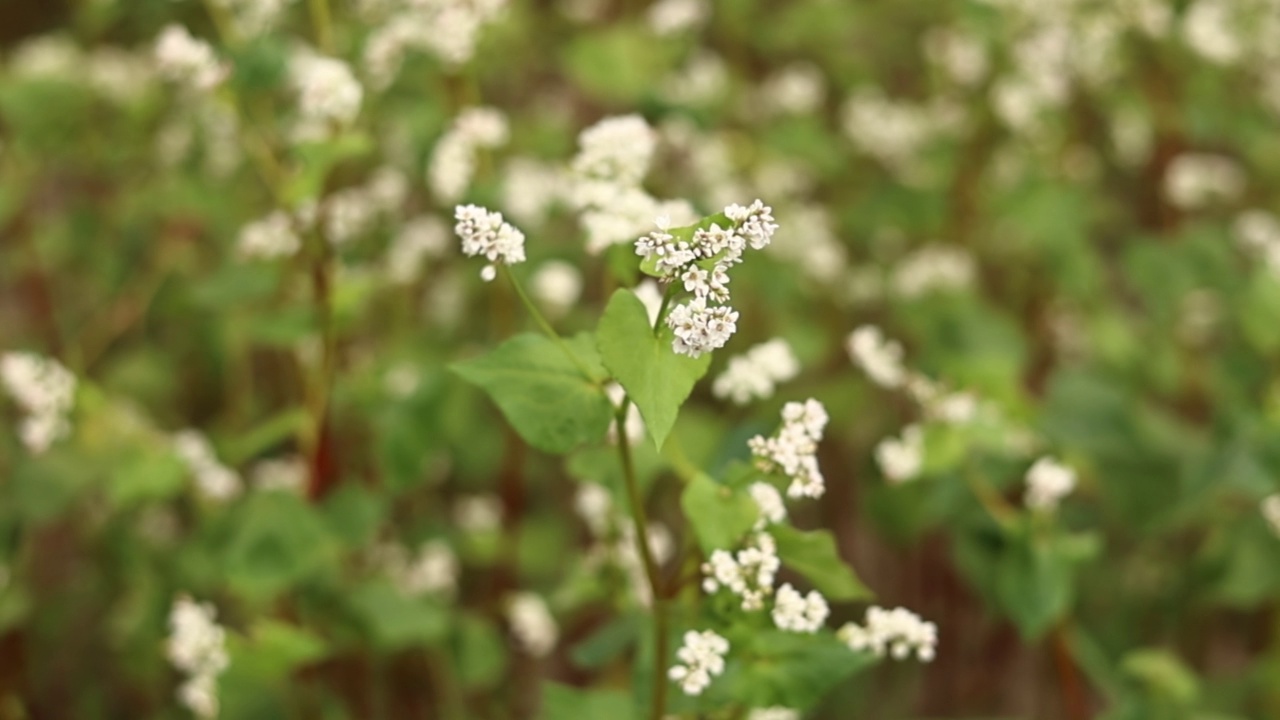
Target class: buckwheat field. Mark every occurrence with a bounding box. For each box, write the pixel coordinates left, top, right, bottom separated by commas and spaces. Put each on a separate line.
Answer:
2, 0, 1280, 718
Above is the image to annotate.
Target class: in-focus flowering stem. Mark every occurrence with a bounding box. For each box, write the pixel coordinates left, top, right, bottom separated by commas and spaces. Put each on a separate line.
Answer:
615, 397, 670, 720
499, 265, 596, 381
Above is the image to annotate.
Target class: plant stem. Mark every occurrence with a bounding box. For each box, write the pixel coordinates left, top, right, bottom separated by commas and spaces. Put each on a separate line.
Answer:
307, 0, 335, 53
616, 399, 670, 720
305, 233, 338, 500
500, 265, 597, 381
964, 464, 1017, 530
653, 281, 675, 336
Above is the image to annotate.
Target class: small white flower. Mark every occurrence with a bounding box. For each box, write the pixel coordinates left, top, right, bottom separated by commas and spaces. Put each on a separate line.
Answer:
530, 260, 583, 317
712, 339, 800, 405
574, 483, 613, 537
237, 211, 301, 260
454, 204, 527, 280
771, 583, 829, 633
385, 215, 450, 284
891, 245, 975, 299
847, 326, 906, 389
668, 629, 730, 696
1, 352, 76, 454
748, 399, 828, 499
1262, 494, 1280, 538
1164, 153, 1246, 210
701, 532, 781, 611
251, 456, 307, 494
454, 494, 502, 532
1024, 456, 1076, 511
748, 482, 787, 529
646, 0, 707, 36
875, 424, 924, 485
747, 708, 801, 720
154, 24, 226, 90
375, 540, 459, 598
507, 592, 558, 657
167, 596, 230, 718
173, 430, 242, 502
838, 606, 937, 662
292, 52, 362, 126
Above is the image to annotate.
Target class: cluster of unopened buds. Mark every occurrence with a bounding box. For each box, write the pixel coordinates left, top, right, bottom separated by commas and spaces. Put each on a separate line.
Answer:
634, 200, 778, 358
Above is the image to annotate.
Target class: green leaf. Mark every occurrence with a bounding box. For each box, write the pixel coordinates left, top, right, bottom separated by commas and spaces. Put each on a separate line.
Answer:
349, 582, 450, 651
681, 473, 760, 553
727, 631, 877, 711
541, 683, 636, 720
1122, 649, 1199, 705
227, 620, 328, 683
452, 332, 613, 454
456, 613, 508, 689
770, 525, 872, 601
570, 615, 640, 670
995, 534, 1075, 640
224, 493, 339, 601
597, 289, 711, 450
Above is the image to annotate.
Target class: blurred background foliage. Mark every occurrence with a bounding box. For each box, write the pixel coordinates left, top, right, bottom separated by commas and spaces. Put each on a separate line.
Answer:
2, 0, 1280, 718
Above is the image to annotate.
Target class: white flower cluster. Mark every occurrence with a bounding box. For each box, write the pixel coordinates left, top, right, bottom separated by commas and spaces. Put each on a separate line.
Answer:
385, 215, 450, 284
291, 51, 362, 129
748, 481, 787, 529
1183, 0, 1243, 65
837, 606, 938, 662
209, 0, 291, 37
1234, 210, 1280, 274
374, 540, 459, 598
322, 166, 409, 245
764, 204, 847, 286
167, 596, 230, 719
1024, 456, 1076, 511
771, 583, 830, 633
454, 494, 502, 532
173, 430, 243, 502
891, 245, 976, 299
846, 326, 906, 389
712, 338, 800, 405
1164, 153, 1246, 209
501, 158, 566, 227
237, 210, 301, 260
747, 708, 800, 720
701, 532, 781, 611
361, 0, 508, 87
757, 63, 826, 116
0, 352, 76, 454
506, 592, 558, 657
842, 89, 956, 182
646, 0, 708, 36
250, 456, 306, 494
570, 115, 695, 254
636, 200, 778, 357
668, 629, 729, 696
1262, 494, 1280, 537
747, 398, 829, 499
154, 25, 226, 91
875, 424, 924, 485
454, 204, 526, 281
428, 107, 509, 203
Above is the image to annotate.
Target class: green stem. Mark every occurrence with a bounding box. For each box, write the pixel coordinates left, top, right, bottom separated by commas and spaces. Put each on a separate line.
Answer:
501, 265, 597, 381
616, 399, 670, 720
307, 0, 335, 53
653, 281, 676, 335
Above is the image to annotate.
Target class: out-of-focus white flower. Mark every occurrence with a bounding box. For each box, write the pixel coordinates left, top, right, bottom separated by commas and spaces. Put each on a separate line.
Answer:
375, 540, 459, 598
646, 0, 708, 35
772, 583, 829, 633
210, 0, 292, 37
669, 629, 729, 696
875, 424, 924, 484
1, 352, 76, 454
1024, 456, 1076, 511
702, 532, 781, 611
759, 63, 826, 115
174, 431, 243, 502
454, 494, 502, 532
618, 521, 674, 607
502, 158, 565, 226
766, 205, 847, 285
530, 260, 583, 318
748, 708, 801, 720
154, 25, 226, 90
386, 215, 450, 284
847, 326, 906, 389
923, 28, 988, 87
574, 483, 613, 536
507, 592, 558, 657
1183, 0, 1242, 65
1111, 108, 1153, 168
892, 245, 975, 299
1234, 210, 1280, 274
9, 35, 80, 79
838, 606, 937, 662
570, 115, 668, 254
251, 456, 307, 494
237, 210, 301, 260
1164, 153, 1246, 209
749, 399, 829, 499
454, 204, 526, 281
428, 107, 509, 203
1262, 494, 1280, 537
842, 89, 951, 181
362, 0, 508, 83
292, 52, 362, 126
748, 481, 787, 529
605, 382, 646, 446
661, 51, 728, 107
167, 596, 230, 719
712, 339, 800, 405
